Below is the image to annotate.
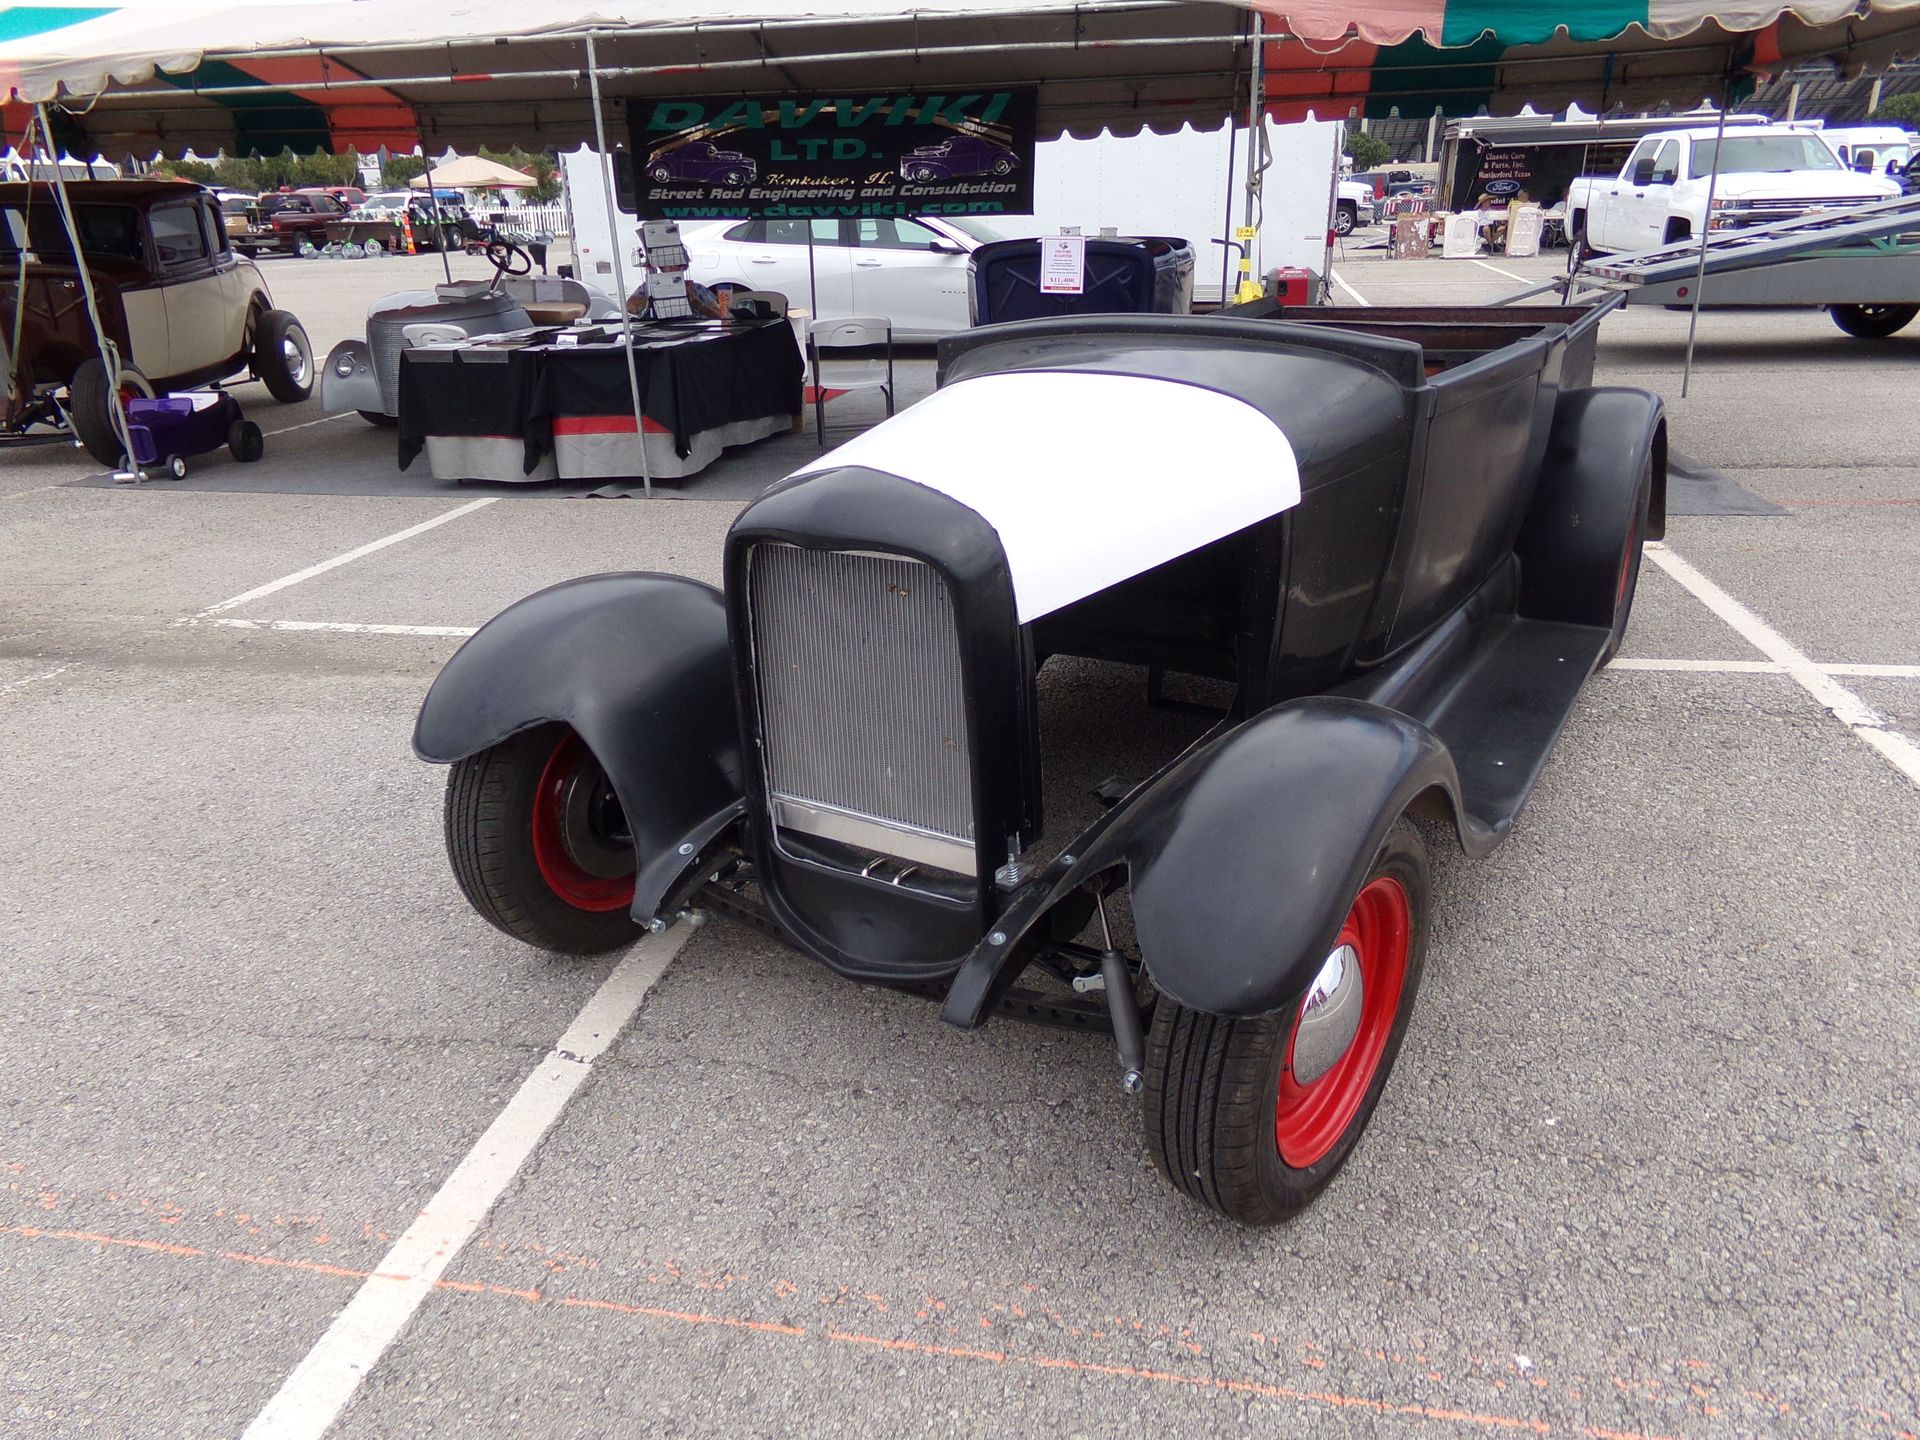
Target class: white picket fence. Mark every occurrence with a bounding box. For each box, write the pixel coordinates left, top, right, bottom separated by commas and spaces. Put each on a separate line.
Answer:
472, 202, 569, 238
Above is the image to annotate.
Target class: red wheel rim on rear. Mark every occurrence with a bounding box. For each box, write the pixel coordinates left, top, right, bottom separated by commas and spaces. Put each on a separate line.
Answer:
530, 732, 636, 912
1273, 876, 1411, 1169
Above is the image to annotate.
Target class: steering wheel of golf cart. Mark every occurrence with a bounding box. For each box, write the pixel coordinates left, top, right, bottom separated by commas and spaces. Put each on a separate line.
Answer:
486, 237, 533, 277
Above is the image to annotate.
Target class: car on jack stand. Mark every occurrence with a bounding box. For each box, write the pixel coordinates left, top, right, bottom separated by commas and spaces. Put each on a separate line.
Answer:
410, 297, 1664, 1225
0, 179, 313, 466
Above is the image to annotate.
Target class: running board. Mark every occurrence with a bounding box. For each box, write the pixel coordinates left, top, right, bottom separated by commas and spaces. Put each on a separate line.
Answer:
1341, 610, 1610, 843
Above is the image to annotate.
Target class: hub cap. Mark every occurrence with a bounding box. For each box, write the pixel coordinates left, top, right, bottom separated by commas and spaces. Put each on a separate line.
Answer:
1292, 943, 1363, 1086
1273, 876, 1411, 1169
530, 732, 636, 911
282, 334, 311, 387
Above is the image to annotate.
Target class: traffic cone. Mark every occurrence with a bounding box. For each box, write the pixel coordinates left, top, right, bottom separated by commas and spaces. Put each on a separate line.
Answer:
400, 210, 416, 256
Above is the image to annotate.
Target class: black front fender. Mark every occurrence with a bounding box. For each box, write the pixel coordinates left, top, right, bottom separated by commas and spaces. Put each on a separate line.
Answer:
413, 572, 744, 921
941, 698, 1465, 1027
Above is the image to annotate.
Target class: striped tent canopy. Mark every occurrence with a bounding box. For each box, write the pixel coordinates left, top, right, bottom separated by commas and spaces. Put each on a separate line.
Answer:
1, 0, 1917, 160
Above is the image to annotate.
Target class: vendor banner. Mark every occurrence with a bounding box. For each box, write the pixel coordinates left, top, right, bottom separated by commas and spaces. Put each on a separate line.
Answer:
628, 91, 1037, 220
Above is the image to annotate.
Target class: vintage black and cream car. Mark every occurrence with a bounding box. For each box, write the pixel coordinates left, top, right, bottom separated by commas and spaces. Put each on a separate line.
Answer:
413, 299, 1665, 1225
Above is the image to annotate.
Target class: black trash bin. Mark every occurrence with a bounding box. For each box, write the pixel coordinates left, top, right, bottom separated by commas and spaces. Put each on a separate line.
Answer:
968, 235, 1196, 326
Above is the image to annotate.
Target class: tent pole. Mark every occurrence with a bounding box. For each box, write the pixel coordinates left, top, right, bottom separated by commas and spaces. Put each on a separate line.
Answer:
35, 104, 132, 464
1220, 118, 1237, 305
1239, 10, 1263, 300
584, 30, 653, 499
421, 150, 454, 283
1680, 88, 1730, 398
806, 225, 818, 325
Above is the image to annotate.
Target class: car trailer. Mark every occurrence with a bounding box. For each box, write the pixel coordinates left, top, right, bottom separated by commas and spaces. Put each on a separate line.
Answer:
1496, 192, 1920, 338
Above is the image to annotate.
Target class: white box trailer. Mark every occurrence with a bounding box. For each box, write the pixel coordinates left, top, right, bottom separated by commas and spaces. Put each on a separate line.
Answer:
561, 119, 1347, 307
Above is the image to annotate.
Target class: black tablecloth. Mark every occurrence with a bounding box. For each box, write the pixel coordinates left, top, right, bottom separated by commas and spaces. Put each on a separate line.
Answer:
397, 318, 804, 474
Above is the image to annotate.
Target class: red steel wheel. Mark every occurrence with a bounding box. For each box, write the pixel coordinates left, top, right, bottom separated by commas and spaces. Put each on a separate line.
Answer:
443, 724, 643, 954
1272, 876, 1411, 1169
529, 730, 637, 911
1143, 818, 1429, 1224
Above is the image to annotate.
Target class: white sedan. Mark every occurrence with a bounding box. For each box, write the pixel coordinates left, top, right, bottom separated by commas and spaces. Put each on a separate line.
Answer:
682, 215, 1005, 340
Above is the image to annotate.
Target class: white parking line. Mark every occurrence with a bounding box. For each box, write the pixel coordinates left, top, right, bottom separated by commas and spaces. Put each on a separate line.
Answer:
204, 618, 480, 638
1608, 658, 1782, 674
264, 412, 355, 438
242, 923, 697, 1440
1328, 269, 1371, 307
183, 498, 496, 620
1647, 544, 1920, 790
1471, 258, 1532, 284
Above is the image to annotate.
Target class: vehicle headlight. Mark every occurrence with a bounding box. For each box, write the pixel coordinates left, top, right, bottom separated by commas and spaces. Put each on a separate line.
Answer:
334, 355, 356, 377
1709, 197, 1737, 209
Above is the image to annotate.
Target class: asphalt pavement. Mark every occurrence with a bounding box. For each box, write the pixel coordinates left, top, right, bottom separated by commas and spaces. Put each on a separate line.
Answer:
2, 245, 1917, 1440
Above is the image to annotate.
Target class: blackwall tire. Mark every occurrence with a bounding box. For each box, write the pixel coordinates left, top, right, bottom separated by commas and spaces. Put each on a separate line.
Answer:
1829, 302, 1918, 339
443, 724, 644, 955
69, 357, 154, 468
227, 419, 265, 463
1143, 819, 1429, 1225
1334, 203, 1356, 237
1599, 451, 1654, 668
358, 409, 398, 428
253, 309, 314, 402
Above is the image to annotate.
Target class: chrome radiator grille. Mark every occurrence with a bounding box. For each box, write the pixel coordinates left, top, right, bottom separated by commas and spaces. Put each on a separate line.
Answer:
750, 544, 975, 870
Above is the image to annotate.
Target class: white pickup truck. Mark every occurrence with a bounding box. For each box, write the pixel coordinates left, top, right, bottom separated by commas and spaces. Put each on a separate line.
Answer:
1566, 125, 1900, 254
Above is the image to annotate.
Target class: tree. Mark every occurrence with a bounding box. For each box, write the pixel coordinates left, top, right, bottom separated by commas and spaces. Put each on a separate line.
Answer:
525, 153, 561, 205
156, 158, 217, 184
1867, 93, 1920, 126
381, 154, 428, 189
1344, 130, 1394, 171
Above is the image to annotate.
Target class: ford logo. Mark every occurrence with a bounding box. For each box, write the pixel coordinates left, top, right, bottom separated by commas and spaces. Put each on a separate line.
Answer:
1484, 178, 1521, 196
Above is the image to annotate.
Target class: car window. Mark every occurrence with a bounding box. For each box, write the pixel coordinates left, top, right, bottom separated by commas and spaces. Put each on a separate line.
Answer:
1650, 141, 1680, 184
0, 203, 144, 262
151, 202, 209, 266
1624, 140, 1658, 178
856, 217, 943, 250
725, 219, 842, 246
1690, 135, 1843, 177
200, 199, 230, 257
940, 217, 1005, 244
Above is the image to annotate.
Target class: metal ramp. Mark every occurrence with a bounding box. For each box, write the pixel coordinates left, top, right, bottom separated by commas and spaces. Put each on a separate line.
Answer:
1580, 193, 1920, 288
1492, 194, 1920, 310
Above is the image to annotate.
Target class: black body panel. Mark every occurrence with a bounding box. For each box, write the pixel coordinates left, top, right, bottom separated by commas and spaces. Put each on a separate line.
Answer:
412, 573, 744, 923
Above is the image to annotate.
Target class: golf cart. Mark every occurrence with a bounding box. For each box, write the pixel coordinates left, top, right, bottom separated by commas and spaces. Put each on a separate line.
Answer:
320, 233, 623, 427
411, 297, 1664, 1226
1, 179, 314, 466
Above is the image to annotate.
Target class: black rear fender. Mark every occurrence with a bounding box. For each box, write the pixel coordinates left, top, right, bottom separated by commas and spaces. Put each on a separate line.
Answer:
941, 698, 1465, 1027
1517, 388, 1666, 631
413, 572, 744, 920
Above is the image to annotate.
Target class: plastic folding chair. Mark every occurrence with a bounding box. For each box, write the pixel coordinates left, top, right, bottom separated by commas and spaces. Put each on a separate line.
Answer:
808, 315, 894, 446
729, 288, 789, 317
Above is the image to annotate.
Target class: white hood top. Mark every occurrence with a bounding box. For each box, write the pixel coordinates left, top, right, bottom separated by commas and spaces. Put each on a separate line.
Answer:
793, 370, 1301, 622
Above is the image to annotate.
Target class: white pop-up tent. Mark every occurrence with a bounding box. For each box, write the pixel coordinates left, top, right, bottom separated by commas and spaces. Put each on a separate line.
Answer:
5, 0, 1920, 163
405, 154, 536, 189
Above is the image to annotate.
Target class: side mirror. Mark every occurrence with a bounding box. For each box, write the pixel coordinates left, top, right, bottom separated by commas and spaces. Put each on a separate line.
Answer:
1855, 159, 1875, 173
928, 239, 964, 255
1631, 158, 1658, 186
